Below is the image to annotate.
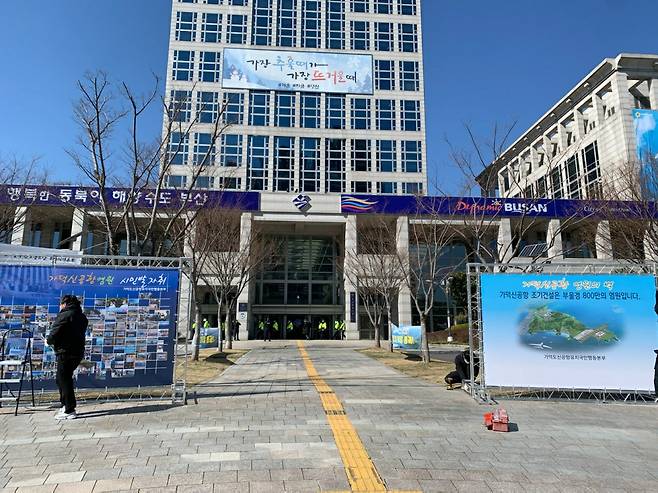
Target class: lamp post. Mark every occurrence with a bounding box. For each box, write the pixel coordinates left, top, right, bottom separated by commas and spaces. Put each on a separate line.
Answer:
440, 275, 454, 343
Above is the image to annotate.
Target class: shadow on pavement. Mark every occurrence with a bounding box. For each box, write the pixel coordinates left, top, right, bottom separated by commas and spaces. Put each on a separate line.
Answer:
76, 403, 177, 418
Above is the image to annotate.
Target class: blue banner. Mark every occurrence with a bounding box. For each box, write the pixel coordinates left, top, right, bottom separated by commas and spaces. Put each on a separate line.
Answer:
392, 324, 421, 350
341, 195, 655, 219
222, 48, 373, 94
198, 327, 219, 349
0, 265, 180, 389
480, 273, 658, 390
633, 109, 658, 196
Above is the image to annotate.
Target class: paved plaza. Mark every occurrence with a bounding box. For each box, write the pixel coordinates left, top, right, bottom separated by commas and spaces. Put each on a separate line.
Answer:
1, 343, 657, 492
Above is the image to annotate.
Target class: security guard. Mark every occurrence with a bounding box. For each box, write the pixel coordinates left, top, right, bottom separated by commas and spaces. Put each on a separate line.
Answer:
272, 319, 279, 338
333, 320, 340, 339
318, 319, 327, 339
287, 320, 294, 338
258, 319, 265, 340
337, 319, 346, 340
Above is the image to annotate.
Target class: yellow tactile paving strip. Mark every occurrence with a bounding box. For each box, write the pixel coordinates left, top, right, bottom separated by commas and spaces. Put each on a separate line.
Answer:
297, 341, 420, 493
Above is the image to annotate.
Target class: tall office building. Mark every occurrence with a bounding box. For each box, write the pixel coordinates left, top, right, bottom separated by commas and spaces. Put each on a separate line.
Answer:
164, 0, 427, 195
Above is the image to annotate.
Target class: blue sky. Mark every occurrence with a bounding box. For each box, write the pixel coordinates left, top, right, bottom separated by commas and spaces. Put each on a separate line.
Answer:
1, 0, 658, 193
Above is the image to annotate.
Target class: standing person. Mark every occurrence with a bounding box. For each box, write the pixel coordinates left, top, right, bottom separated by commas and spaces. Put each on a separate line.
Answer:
303, 319, 311, 340
232, 319, 240, 341
318, 319, 327, 340
46, 295, 88, 420
264, 317, 272, 342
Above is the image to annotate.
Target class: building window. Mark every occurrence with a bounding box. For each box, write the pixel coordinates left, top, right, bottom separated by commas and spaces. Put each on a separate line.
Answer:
168, 132, 189, 166
277, 0, 297, 47
350, 21, 369, 51
302, 0, 321, 48
375, 60, 395, 90
218, 177, 242, 190
201, 13, 221, 43
249, 91, 270, 126
398, 23, 418, 52
377, 182, 397, 194
223, 92, 244, 125
582, 141, 601, 198
326, 138, 345, 193
169, 90, 192, 122
351, 181, 371, 193
376, 140, 396, 172
300, 137, 320, 192
326, 95, 345, 129
326, 0, 345, 50
536, 176, 547, 197
276, 92, 296, 127
167, 175, 188, 189
193, 133, 216, 166
375, 0, 393, 14
398, 0, 417, 15
401, 100, 421, 131
175, 12, 197, 42
399, 61, 419, 91
274, 136, 295, 192
198, 52, 221, 82
195, 176, 215, 189
226, 14, 247, 44
375, 22, 393, 51
221, 134, 243, 167
247, 135, 269, 191
301, 94, 320, 128
196, 91, 219, 123
350, 0, 368, 12
351, 139, 371, 172
402, 141, 422, 172
172, 50, 194, 81
550, 167, 563, 199
351, 98, 371, 130
252, 0, 273, 46
565, 155, 581, 199
376, 99, 395, 131
402, 182, 422, 195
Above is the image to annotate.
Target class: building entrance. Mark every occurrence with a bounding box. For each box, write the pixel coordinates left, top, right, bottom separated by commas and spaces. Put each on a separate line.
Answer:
252, 314, 343, 340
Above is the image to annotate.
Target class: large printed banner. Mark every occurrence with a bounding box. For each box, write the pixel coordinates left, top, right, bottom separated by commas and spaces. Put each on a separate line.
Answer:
222, 48, 374, 94
634, 109, 658, 194
0, 265, 180, 389
392, 324, 421, 350
481, 274, 657, 390
341, 195, 656, 219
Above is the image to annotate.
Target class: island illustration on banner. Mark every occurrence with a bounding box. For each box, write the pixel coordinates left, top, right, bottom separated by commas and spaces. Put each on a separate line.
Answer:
518, 304, 623, 352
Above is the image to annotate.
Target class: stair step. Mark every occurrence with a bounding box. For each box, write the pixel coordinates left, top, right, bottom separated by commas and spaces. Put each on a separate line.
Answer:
0, 361, 23, 366
0, 379, 21, 384
0, 397, 17, 402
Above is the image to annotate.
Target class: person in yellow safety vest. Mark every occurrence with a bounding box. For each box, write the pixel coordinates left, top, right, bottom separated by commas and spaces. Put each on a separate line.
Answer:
334, 320, 346, 340
287, 320, 293, 335
203, 318, 210, 329
339, 320, 345, 339
190, 321, 197, 341
272, 320, 279, 336
318, 319, 327, 339
259, 319, 266, 341
333, 320, 340, 339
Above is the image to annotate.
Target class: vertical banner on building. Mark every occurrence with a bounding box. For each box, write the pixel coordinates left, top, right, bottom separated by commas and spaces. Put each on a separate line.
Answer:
480, 273, 657, 390
349, 292, 357, 323
222, 48, 374, 94
0, 265, 180, 389
633, 109, 658, 193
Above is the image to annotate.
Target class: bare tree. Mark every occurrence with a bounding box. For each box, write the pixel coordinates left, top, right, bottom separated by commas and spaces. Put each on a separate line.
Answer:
67, 71, 228, 257
343, 216, 405, 351
200, 207, 278, 352
396, 197, 458, 363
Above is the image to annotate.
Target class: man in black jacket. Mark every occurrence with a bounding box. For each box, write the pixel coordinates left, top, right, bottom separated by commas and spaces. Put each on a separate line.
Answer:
47, 295, 88, 420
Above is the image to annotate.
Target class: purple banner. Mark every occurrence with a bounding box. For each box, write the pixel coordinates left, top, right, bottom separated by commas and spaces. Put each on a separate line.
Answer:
0, 185, 260, 211
341, 195, 657, 219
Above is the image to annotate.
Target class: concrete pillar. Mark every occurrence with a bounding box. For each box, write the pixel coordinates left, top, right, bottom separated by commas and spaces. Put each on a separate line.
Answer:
238, 213, 252, 337
344, 215, 359, 340
643, 228, 658, 263
497, 218, 513, 263
649, 79, 658, 110
396, 216, 412, 326
10, 207, 29, 246
70, 208, 86, 252
595, 221, 614, 260
546, 219, 564, 260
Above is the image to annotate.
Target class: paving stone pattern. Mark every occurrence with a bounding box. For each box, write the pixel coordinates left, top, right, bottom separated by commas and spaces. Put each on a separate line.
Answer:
0, 343, 656, 492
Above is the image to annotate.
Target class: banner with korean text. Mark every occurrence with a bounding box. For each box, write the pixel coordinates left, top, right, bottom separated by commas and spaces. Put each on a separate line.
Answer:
0, 265, 180, 390
480, 274, 657, 390
392, 324, 421, 350
222, 48, 373, 94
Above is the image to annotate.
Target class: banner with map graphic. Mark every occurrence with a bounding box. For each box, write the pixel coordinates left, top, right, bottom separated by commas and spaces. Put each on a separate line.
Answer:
480, 273, 657, 390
